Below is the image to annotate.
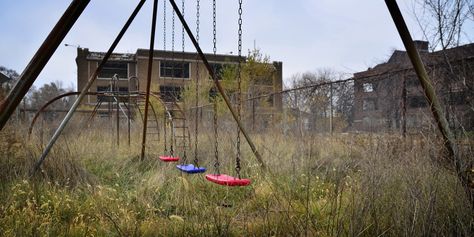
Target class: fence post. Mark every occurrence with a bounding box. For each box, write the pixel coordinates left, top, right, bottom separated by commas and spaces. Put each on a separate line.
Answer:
329, 83, 333, 134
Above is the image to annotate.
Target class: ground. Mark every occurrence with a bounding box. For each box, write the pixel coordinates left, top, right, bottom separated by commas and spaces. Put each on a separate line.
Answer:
0, 122, 473, 236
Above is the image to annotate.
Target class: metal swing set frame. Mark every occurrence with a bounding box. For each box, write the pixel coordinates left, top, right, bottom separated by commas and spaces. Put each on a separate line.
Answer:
0, 0, 458, 188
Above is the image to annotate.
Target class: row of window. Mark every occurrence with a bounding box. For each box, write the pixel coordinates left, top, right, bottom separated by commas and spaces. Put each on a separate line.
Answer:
95, 85, 276, 106
363, 96, 429, 111
360, 77, 426, 94
97, 61, 226, 80
362, 92, 467, 111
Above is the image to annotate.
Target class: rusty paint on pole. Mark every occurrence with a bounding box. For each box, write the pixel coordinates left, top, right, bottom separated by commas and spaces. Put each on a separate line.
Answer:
0, 0, 90, 130
140, 0, 159, 161
32, 0, 146, 174
385, 0, 474, 208
384, 0, 457, 158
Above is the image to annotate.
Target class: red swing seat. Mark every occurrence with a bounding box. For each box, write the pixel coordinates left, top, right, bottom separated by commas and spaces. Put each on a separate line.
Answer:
205, 174, 251, 186
159, 155, 180, 162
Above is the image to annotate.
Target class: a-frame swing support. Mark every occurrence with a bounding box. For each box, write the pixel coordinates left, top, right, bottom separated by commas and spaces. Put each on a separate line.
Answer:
0, 0, 90, 129
0, 0, 462, 184
140, 0, 159, 161
385, 0, 472, 207
31, 0, 147, 174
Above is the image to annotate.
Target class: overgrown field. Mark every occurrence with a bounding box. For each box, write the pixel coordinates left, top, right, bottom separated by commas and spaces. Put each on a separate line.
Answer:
0, 122, 473, 236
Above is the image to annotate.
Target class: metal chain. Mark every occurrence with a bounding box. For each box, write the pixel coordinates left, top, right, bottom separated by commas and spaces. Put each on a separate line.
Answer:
196, 0, 200, 43
163, 0, 166, 50
236, 0, 243, 178
212, 0, 219, 174
193, 0, 200, 166
181, 0, 185, 53
181, 0, 187, 162
172, 6, 175, 52
213, 0, 217, 55
163, 115, 168, 153
170, 118, 174, 156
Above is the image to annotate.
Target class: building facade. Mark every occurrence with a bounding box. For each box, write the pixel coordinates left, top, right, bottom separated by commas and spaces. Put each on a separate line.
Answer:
76, 48, 283, 121
352, 41, 474, 133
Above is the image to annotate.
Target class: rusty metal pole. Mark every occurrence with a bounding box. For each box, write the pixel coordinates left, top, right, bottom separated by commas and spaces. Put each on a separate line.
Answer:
385, 0, 474, 207
385, 0, 457, 158
252, 99, 256, 131
116, 88, 120, 147
0, 0, 90, 130
140, 0, 159, 161
168, 0, 266, 168
128, 89, 131, 147
329, 84, 333, 134
32, 0, 146, 174
401, 74, 407, 137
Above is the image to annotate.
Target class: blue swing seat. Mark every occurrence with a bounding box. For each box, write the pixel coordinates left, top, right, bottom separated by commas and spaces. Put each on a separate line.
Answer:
176, 164, 207, 174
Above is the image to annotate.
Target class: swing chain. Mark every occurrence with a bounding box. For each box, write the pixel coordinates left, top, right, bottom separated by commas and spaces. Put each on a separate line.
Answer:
164, 115, 168, 153
213, 101, 219, 174
181, 0, 185, 53
196, 0, 200, 43
181, 0, 187, 162
213, 0, 217, 55
163, 0, 166, 50
235, 0, 243, 178
212, 0, 219, 174
193, 0, 200, 166
170, 119, 174, 156
171, 3, 175, 51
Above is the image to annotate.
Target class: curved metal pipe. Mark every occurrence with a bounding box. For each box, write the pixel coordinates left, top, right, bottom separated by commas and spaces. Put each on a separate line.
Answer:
28, 91, 93, 137
28, 91, 178, 141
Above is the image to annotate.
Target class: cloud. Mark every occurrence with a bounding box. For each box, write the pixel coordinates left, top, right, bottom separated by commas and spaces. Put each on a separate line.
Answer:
0, 0, 443, 89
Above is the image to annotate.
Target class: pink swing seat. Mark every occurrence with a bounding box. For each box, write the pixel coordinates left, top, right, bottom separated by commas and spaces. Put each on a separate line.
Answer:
205, 174, 251, 186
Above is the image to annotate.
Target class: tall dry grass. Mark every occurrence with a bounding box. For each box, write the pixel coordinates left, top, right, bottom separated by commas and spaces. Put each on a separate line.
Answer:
0, 119, 473, 236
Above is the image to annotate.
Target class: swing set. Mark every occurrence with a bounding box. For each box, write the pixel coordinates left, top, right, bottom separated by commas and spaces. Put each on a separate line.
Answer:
0, 0, 441, 188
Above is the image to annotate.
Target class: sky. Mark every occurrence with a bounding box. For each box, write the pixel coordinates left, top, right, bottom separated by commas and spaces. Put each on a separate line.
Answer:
0, 0, 472, 90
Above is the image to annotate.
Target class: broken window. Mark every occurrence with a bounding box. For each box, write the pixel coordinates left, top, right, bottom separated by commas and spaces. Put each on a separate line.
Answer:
209, 63, 225, 80
160, 85, 182, 101
406, 75, 421, 87
98, 61, 128, 79
160, 61, 190, 79
449, 91, 466, 106
97, 86, 112, 102
117, 87, 129, 102
363, 83, 375, 92
362, 98, 377, 111
265, 94, 274, 106
209, 87, 218, 100
408, 96, 428, 108
118, 87, 129, 93
255, 76, 273, 85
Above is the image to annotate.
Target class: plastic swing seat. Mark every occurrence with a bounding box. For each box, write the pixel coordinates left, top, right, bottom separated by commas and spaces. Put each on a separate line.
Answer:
205, 174, 251, 186
159, 155, 180, 162
176, 164, 206, 174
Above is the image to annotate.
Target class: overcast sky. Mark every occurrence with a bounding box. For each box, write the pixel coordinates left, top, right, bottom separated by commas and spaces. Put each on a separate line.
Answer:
0, 0, 472, 90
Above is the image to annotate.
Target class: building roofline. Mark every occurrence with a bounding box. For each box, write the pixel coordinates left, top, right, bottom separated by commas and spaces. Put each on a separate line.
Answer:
354, 43, 474, 79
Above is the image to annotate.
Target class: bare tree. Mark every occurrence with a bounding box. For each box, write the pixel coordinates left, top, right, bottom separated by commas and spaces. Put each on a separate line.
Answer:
28, 81, 73, 120
412, 0, 474, 210
413, 0, 472, 50
285, 69, 353, 132
0, 66, 20, 101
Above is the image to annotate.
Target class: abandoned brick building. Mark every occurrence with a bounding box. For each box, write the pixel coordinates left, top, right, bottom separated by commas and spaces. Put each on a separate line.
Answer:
352, 41, 474, 133
76, 48, 283, 124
